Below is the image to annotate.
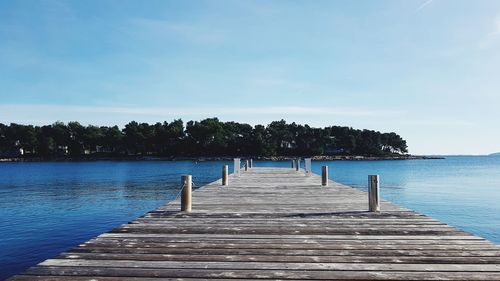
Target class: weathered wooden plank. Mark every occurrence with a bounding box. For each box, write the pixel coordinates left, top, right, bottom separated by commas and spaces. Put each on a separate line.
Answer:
70, 246, 500, 257
128, 222, 454, 228
142, 211, 428, 218
100, 233, 486, 240
21, 267, 500, 280
57, 252, 500, 264
91, 237, 494, 245
78, 241, 499, 251
39, 259, 500, 271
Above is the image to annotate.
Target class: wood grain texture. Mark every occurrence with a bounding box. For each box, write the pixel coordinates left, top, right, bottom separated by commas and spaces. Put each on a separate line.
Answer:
9, 167, 500, 280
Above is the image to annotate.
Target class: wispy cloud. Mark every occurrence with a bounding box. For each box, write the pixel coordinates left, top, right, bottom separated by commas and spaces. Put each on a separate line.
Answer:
415, 0, 434, 13
129, 18, 229, 45
479, 15, 500, 49
0, 104, 402, 126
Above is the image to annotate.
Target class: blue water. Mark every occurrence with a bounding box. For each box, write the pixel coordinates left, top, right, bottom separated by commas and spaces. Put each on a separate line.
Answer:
1, 157, 499, 280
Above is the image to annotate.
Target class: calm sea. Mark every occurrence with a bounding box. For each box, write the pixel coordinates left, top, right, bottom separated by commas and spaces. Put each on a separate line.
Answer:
1, 156, 499, 279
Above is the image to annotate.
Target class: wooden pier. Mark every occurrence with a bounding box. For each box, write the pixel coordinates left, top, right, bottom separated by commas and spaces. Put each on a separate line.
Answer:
9, 167, 500, 280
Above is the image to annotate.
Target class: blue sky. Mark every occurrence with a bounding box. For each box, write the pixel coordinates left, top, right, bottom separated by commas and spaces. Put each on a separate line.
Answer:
1, 0, 500, 155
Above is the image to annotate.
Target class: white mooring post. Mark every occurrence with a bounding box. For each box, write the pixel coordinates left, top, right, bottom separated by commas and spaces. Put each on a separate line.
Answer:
234, 158, 241, 177
291, 159, 295, 169
222, 165, 228, 186
245, 160, 249, 171
249, 159, 253, 168
321, 166, 328, 186
368, 175, 380, 212
181, 175, 192, 212
305, 158, 312, 176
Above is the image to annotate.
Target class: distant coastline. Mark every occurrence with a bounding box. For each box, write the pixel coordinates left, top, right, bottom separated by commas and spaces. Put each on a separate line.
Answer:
0, 155, 444, 162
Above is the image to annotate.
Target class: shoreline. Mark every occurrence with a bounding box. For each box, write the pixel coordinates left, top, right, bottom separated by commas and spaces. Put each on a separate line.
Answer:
0, 155, 444, 162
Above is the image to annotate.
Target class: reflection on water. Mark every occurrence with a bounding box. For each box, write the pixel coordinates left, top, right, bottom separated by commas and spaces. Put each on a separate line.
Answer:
0, 160, 231, 280
1, 157, 500, 279
311, 157, 500, 245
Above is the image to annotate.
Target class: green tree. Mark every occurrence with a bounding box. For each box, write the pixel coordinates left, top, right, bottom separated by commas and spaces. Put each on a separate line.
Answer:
186, 118, 227, 156
123, 121, 145, 155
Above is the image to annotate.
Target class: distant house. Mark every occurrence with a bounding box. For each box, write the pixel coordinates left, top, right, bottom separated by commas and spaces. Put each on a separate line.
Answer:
96, 145, 115, 153
325, 146, 348, 155
0, 148, 24, 158
57, 146, 69, 155
280, 140, 296, 149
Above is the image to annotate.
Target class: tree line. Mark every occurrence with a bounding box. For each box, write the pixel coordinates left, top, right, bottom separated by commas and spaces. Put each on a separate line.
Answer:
0, 118, 408, 158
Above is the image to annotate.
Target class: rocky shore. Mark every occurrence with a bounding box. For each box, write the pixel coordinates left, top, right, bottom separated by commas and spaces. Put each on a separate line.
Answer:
0, 155, 444, 162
